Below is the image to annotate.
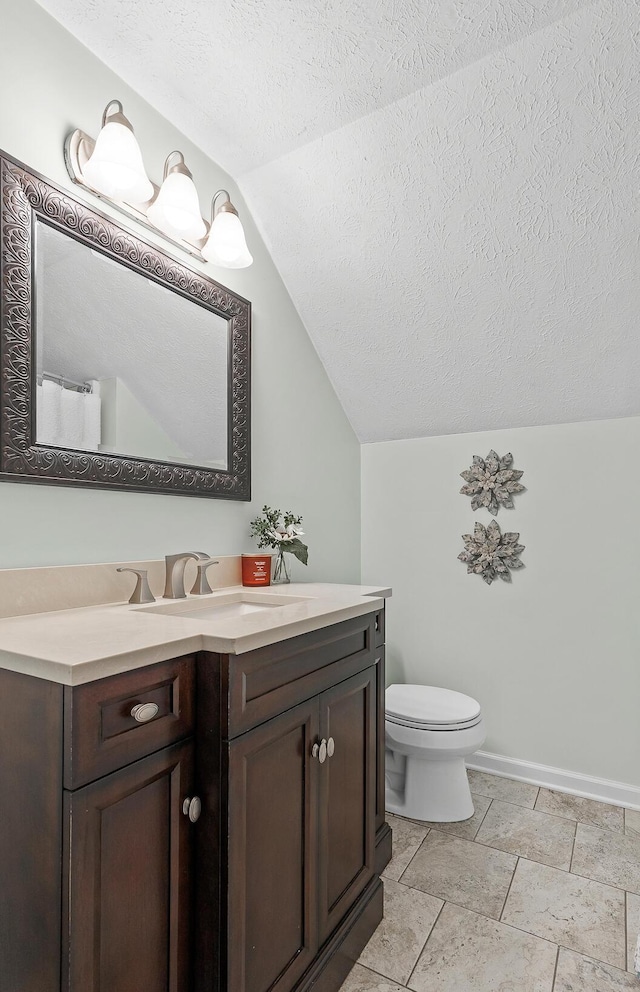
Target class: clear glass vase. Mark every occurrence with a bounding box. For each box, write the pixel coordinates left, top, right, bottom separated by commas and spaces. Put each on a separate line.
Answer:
273, 550, 291, 584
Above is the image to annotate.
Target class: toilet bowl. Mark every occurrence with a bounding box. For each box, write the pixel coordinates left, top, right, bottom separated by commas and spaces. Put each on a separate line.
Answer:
385, 684, 485, 822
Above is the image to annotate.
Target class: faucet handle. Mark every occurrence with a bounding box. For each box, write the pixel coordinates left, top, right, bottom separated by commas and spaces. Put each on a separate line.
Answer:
190, 558, 220, 596
117, 567, 156, 605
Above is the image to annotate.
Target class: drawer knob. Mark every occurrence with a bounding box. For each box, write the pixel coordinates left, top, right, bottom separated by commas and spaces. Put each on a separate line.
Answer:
327, 736, 335, 758
182, 796, 202, 823
131, 702, 159, 723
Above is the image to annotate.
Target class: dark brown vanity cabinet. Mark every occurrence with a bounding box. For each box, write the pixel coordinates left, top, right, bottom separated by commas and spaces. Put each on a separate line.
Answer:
0, 655, 196, 992
63, 739, 195, 992
62, 655, 197, 992
225, 666, 376, 992
196, 610, 387, 992
0, 608, 389, 992
227, 697, 321, 992
318, 667, 376, 941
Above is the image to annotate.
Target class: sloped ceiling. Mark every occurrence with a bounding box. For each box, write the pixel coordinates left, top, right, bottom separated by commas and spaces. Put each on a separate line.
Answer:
35, 0, 640, 441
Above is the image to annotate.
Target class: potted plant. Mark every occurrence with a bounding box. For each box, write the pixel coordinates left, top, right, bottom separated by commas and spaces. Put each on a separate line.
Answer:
249, 506, 308, 583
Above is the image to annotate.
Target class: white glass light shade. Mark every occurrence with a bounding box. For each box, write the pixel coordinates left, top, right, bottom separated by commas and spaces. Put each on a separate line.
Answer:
147, 172, 207, 241
202, 210, 253, 268
82, 121, 153, 204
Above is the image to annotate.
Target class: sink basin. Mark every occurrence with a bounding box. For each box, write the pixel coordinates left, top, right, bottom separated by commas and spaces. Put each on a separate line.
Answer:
138, 591, 310, 622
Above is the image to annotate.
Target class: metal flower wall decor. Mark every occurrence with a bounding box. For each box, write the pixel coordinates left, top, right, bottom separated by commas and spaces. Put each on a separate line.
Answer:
460, 450, 525, 516
458, 521, 525, 585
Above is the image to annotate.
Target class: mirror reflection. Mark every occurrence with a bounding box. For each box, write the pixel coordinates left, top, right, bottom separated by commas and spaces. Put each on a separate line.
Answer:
35, 221, 229, 469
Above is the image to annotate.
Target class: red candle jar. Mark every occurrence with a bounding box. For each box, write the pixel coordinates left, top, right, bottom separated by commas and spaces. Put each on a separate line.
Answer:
241, 553, 272, 586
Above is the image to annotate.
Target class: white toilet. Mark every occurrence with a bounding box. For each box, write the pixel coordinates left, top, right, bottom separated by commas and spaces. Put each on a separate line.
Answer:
385, 684, 486, 822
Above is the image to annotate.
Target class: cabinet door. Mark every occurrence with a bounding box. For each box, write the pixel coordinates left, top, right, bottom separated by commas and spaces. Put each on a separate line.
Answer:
318, 667, 376, 941
227, 698, 320, 992
63, 739, 194, 992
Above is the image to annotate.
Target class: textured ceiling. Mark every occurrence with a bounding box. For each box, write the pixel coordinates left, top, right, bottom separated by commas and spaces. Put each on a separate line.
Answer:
35, 0, 640, 441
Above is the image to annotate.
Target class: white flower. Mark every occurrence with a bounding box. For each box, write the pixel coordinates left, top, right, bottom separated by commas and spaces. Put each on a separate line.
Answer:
286, 525, 305, 537
269, 527, 294, 543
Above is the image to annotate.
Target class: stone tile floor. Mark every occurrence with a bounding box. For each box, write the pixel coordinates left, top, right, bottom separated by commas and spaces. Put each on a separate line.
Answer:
342, 770, 640, 992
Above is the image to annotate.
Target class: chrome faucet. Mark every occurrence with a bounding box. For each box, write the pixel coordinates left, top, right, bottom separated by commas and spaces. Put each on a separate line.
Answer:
163, 552, 219, 599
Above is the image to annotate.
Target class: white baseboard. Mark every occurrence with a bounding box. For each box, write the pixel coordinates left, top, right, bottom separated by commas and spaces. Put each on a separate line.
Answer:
467, 750, 640, 811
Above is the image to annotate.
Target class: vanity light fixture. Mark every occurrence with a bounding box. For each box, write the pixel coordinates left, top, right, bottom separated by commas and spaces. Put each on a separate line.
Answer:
147, 151, 207, 241
81, 101, 153, 204
202, 190, 254, 269
65, 99, 253, 268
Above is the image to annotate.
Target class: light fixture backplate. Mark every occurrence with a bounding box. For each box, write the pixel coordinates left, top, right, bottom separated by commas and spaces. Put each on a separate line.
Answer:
64, 129, 209, 261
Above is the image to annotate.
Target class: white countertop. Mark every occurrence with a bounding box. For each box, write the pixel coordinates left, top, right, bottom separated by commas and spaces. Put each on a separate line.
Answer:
0, 582, 391, 685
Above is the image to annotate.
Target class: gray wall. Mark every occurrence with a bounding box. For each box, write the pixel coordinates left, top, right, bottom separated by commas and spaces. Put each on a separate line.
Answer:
362, 417, 640, 788
0, 0, 361, 581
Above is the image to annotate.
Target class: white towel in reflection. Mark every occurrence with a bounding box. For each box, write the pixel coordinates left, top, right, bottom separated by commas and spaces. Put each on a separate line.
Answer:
83, 392, 102, 451
37, 380, 102, 450
36, 380, 63, 446
60, 387, 85, 450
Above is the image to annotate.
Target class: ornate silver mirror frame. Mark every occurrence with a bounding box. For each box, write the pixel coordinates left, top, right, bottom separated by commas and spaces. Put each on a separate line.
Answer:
0, 152, 251, 499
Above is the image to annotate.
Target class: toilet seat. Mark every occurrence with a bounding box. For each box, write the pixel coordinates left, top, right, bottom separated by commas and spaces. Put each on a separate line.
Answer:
385, 684, 482, 732
386, 712, 482, 731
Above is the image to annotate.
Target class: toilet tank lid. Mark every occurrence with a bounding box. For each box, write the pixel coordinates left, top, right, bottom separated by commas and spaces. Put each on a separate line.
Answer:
385, 684, 481, 725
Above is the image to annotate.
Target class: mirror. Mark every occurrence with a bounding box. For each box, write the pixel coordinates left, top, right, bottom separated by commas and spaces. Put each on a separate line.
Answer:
36, 223, 229, 469
0, 152, 251, 499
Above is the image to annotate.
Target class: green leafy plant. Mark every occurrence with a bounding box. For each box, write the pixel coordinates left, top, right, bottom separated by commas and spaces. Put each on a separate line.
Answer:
249, 505, 308, 565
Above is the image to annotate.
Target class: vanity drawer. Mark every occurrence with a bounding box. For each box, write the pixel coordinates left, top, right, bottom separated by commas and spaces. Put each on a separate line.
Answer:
223, 612, 377, 738
63, 655, 195, 789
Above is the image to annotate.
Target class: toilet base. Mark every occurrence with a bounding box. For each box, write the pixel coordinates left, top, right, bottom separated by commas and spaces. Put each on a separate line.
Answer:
385, 754, 475, 822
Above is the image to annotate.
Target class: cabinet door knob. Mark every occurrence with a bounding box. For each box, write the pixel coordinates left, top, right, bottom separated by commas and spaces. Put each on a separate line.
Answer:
182, 797, 202, 823
130, 702, 159, 723
327, 737, 335, 758
312, 740, 330, 763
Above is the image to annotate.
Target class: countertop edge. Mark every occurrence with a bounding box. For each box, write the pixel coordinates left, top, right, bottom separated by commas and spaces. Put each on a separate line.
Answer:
0, 585, 389, 685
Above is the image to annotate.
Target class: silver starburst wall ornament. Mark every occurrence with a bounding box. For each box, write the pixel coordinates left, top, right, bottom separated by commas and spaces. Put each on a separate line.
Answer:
460, 450, 525, 516
458, 521, 525, 585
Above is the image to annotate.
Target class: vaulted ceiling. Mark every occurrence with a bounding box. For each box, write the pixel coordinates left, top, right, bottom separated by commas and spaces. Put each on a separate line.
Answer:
36, 0, 640, 441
